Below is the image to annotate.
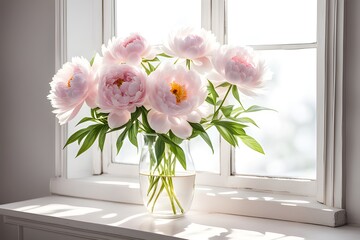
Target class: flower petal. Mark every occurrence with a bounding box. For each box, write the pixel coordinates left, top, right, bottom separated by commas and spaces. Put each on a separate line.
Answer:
169, 117, 192, 139
148, 110, 171, 134
186, 110, 201, 123
108, 111, 130, 129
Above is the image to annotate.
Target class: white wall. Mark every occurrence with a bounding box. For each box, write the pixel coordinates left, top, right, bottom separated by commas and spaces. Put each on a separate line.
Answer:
0, 1, 360, 239
0, 0, 56, 239
344, 0, 360, 226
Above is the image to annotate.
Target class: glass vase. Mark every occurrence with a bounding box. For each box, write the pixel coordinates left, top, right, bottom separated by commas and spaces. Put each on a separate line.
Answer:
139, 134, 196, 218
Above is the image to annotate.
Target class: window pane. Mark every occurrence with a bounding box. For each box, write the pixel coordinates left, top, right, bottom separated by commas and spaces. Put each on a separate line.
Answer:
190, 127, 220, 173
234, 49, 316, 179
116, 0, 201, 44
113, 136, 139, 164
227, 0, 317, 45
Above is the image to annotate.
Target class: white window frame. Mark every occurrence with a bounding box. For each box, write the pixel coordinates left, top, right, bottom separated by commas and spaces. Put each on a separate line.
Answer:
52, 0, 345, 226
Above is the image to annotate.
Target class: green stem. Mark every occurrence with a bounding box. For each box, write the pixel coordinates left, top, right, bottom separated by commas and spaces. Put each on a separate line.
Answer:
162, 177, 177, 214
168, 177, 184, 213
212, 85, 232, 120
151, 183, 165, 213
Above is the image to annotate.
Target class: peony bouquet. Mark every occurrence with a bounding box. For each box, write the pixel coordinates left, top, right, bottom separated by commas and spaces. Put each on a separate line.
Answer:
48, 27, 271, 216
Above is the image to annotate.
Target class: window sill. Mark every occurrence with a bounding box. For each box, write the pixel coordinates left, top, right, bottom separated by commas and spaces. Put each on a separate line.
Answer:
0, 196, 358, 240
50, 174, 346, 227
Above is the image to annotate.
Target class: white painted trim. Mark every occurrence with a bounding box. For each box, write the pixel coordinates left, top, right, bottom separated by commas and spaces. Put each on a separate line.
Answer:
54, 0, 68, 179
201, 0, 212, 30
316, 0, 345, 208
249, 42, 317, 51
49, 176, 345, 227
196, 173, 316, 196
211, 0, 225, 44
103, 0, 115, 42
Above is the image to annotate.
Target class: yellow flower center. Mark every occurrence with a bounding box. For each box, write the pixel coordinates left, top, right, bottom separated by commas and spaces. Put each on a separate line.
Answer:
115, 78, 124, 88
67, 75, 74, 88
170, 82, 187, 104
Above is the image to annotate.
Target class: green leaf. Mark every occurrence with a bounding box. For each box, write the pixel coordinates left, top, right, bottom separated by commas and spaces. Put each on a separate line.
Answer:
212, 120, 247, 135
158, 53, 172, 58
215, 125, 238, 146
159, 134, 186, 169
141, 62, 151, 75
232, 85, 242, 104
232, 117, 259, 127
216, 82, 231, 88
131, 107, 141, 121
148, 62, 155, 72
89, 55, 96, 66
76, 126, 102, 157
186, 59, 191, 70
90, 108, 96, 119
142, 56, 159, 62
140, 107, 155, 133
170, 145, 186, 170
154, 138, 165, 165
239, 135, 264, 154
205, 96, 215, 105
98, 125, 109, 151
246, 105, 276, 113
207, 80, 219, 103
232, 106, 245, 117
116, 128, 128, 153
77, 130, 90, 144
169, 131, 183, 144
64, 128, 90, 148
220, 105, 234, 118
128, 121, 139, 148
189, 122, 214, 153
76, 117, 96, 126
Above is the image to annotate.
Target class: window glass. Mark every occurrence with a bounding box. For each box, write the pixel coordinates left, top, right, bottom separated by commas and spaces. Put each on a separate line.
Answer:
227, 0, 317, 45
234, 49, 316, 179
227, 0, 317, 180
116, 0, 202, 43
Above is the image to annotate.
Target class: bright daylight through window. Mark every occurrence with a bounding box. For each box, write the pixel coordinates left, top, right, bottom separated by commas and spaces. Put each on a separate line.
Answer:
111, 0, 317, 181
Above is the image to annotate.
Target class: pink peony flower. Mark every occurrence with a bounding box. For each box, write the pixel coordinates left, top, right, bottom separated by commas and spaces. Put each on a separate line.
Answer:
48, 57, 97, 124
147, 63, 207, 139
209, 45, 269, 95
97, 64, 147, 128
102, 33, 158, 66
163, 27, 218, 72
